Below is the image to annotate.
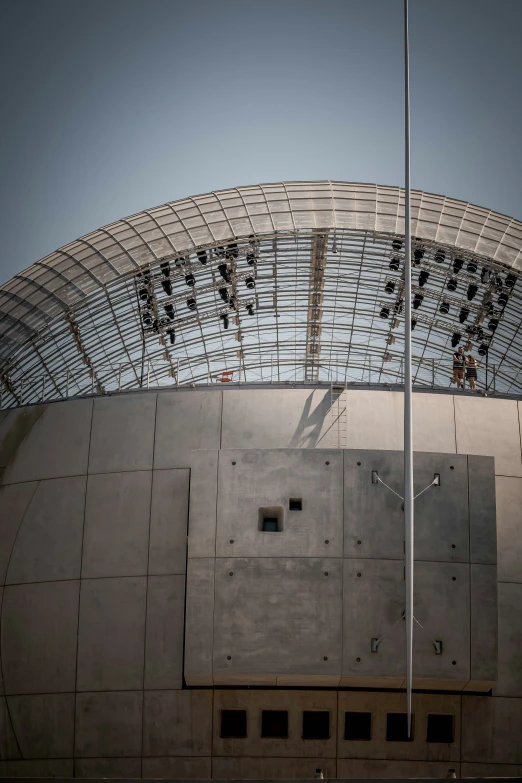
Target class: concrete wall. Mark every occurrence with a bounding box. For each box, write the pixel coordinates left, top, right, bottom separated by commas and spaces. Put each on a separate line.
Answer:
0, 388, 521, 779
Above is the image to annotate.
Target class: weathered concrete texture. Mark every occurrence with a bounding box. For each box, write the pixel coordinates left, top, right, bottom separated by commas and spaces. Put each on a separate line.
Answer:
469, 565, 498, 688
455, 396, 522, 477
0, 482, 38, 584
76, 577, 146, 692
462, 695, 522, 763
184, 559, 215, 686
88, 394, 156, 474
154, 391, 222, 469
74, 757, 142, 778
216, 450, 343, 558
494, 582, 522, 697
461, 762, 522, 777
145, 575, 185, 689
7, 694, 74, 759
82, 471, 151, 578
337, 692, 460, 761
213, 690, 337, 758
1, 399, 92, 484
211, 757, 338, 780
495, 475, 522, 583
187, 451, 218, 559
213, 558, 342, 685
0, 759, 73, 777
1, 580, 79, 694
141, 757, 211, 779
337, 760, 461, 779
221, 389, 331, 450
149, 469, 189, 575
468, 455, 497, 565
142, 690, 212, 757
6, 476, 86, 584
75, 691, 143, 758
0, 696, 20, 759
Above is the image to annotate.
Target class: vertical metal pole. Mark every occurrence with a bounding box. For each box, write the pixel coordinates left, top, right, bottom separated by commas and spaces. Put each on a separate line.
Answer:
403, 0, 414, 739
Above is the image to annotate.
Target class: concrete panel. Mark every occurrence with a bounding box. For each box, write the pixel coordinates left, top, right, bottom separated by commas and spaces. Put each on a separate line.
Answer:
76, 577, 146, 691
1, 580, 79, 694
142, 690, 212, 757
468, 455, 497, 564
2, 399, 92, 484
494, 583, 522, 697
496, 475, 522, 583
461, 762, 522, 777
213, 689, 337, 758
142, 757, 211, 779
217, 450, 343, 558
88, 393, 156, 474
8, 694, 74, 759
413, 393, 457, 454
0, 759, 73, 777
462, 695, 522, 763
6, 476, 86, 584
187, 450, 218, 559
149, 469, 189, 575
337, 691, 460, 761
213, 558, 342, 684
470, 565, 498, 688
145, 575, 185, 689
184, 559, 215, 686
154, 391, 222, 469
221, 389, 331, 449
82, 471, 151, 578
211, 757, 337, 780
0, 482, 38, 584
0, 697, 21, 759
337, 760, 460, 778
75, 691, 143, 758
455, 396, 522, 477
74, 757, 142, 778
344, 451, 469, 562
342, 560, 470, 686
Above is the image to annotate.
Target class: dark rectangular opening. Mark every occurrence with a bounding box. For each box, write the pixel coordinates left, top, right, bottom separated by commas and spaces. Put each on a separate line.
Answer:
427, 714, 454, 743
258, 506, 284, 532
344, 711, 371, 741
220, 709, 247, 738
302, 711, 330, 740
386, 713, 414, 742
262, 517, 278, 532
261, 710, 288, 738
289, 498, 302, 511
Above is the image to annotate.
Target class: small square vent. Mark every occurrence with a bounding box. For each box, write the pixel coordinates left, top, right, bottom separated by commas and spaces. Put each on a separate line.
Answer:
258, 506, 284, 532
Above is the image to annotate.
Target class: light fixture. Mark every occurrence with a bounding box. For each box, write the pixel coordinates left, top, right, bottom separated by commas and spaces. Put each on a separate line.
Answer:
139, 288, 148, 301
447, 278, 458, 291
246, 304, 254, 316
467, 260, 478, 274
389, 257, 400, 271
459, 308, 470, 323
385, 281, 395, 294
167, 329, 175, 345
226, 242, 238, 259
185, 273, 195, 287
220, 313, 229, 329
246, 253, 256, 265
467, 284, 478, 301
481, 267, 491, 283
453, 257, 464, 273
411, 318, 417, 330
488, 318, 499, 331
413, 293, 423, 309
229, 295, 236, 309
197, 251, 208, 265
505, 273, 517, 289
440, 301, 450, 314
498, 291, 508, 307
332, 236, 338, 253
418, 270, 429, 287
218, 263, 231, 282
164, 304, 174, 320
451, 333, 461, 347
219, 287, 229, 302
434, 250, 445, 263
215, 246, 225, 257
392, 239, 402, 251
187, 297, 197, 311
245, 276, 255, 289
161, 279, 173, 296
478, 343, 488, 356
142, 312, 152, 326
160, 261, 170, 277
178, 256, 187, 265
380, 306, 390, 319
414, 248, 424, 262
495, 275, 503, 290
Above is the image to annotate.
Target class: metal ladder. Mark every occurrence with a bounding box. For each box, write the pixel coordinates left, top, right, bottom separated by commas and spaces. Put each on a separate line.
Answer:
330, 384, 347, 449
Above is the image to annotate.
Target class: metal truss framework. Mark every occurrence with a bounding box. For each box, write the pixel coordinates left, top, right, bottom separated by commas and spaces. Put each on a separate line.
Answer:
1, 182, 522, 408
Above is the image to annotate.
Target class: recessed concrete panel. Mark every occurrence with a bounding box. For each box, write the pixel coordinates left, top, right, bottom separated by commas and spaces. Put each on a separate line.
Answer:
76, 577, 146, 691
8, 694, 74, 759
337, 691, 460, 761
496, 475, 522, 583
6, 476, 86, 584
469, 565, 498, 689
149, 469, 189, 574
145, 575, 185, 689
469, 455, 497, 565
0, 482, 38, 584
462, 695, 522, 763
142, 757, 211, 779
211, 757, 338, 780
187, 450, 218, 559
221, 389, 331, 449
88, 393, 156, 474
213, 689, 337, 758
184, 558, 215, 686
154, 391, 222, 469
344, 450, 469, 562
1, 580, 79, 694
75, 691, 143, 758
455, 396, 522, 477
2, 399, 92, 484
142, 690, 212, 757
82, 471, 151, 578
337, 760, 460, 779
0, 759, 73, 777
0, 697, 20, 759
494, 583, 522, 697
74, 757, 142, 778
213, 558, 342, 684
216, 450, 343, 558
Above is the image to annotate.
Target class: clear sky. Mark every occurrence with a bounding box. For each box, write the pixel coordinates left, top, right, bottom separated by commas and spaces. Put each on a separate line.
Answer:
1, 0, 521, 284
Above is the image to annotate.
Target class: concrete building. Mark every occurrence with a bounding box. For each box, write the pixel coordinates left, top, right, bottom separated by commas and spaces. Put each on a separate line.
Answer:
0, 182, 521, 779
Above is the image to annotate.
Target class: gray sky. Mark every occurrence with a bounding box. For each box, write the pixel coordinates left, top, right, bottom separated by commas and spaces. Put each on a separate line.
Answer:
1, 0, 521, 284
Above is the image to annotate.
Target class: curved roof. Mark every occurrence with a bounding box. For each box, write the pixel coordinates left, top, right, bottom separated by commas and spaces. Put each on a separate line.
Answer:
1, 181, 522, 406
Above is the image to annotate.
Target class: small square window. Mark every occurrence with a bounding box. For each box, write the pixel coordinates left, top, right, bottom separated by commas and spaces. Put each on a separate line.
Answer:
386, 713, 414, 742
220, 709, 247, 738
344, 711, 371, 741
258, 506, 284, 532
302, 711, 330, 740
289, 498, 302, 511
261, 710, 288, 738
427, 714, 454, 743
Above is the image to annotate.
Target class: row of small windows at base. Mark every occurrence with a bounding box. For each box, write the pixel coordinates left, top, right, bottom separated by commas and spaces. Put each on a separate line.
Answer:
220, 710, 454, 743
